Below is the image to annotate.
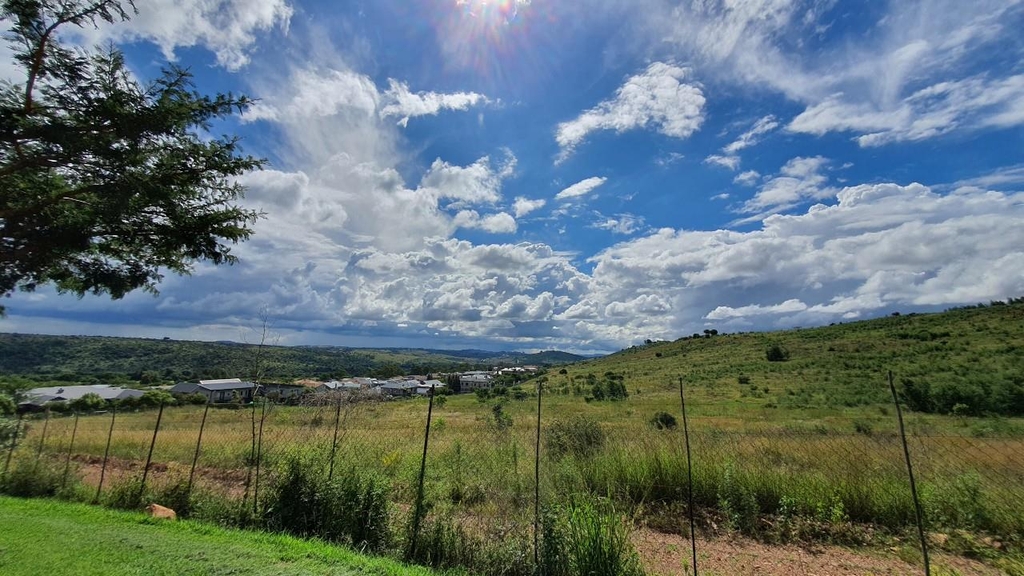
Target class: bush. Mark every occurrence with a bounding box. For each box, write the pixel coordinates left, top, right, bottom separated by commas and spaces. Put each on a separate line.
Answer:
140, 389, 176, 407
69, 392, 107, 413
264, 457, 391, 553
546, 416, 606, 459
0, 456, 72, 498
766, 344, 790, 362
104, 476, 150, 510
543, 499, 644, 576
649, 411, 678, 430
0, 393, 15, 416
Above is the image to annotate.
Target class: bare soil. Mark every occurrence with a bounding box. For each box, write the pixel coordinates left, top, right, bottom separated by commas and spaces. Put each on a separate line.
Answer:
634, 529, 1007, 576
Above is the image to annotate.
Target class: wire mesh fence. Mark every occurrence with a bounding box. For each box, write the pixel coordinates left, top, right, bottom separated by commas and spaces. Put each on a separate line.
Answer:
3, 378, 1023, 576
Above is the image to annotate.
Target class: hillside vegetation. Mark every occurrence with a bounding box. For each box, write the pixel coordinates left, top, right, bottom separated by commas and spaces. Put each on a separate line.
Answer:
0, 334, 583, 387
551, 301, 1024, 418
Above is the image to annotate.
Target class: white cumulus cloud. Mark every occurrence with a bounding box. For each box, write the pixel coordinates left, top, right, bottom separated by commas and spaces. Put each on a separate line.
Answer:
513, 197, 547, 218
555, 62, 705, 162
380, 79, 489, 127
556, 177, 608, 201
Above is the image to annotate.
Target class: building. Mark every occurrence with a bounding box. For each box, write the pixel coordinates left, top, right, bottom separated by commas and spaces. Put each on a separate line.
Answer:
20, 385, 144, 408
459, 372, 495, 391
171, 378, 256, 403
417, 380, 446, 395
379, 380, 420, 397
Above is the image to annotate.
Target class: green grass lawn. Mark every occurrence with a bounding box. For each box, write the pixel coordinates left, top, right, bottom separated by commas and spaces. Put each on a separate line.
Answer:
0, 497, 437, 576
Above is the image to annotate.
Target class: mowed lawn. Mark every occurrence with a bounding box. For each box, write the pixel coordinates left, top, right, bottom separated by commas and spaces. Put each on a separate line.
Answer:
0, 497, 436, 576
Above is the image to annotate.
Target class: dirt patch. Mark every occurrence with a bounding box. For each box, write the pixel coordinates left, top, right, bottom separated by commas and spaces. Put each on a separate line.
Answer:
634, 529, 1006, 576
69, 455, 249, 498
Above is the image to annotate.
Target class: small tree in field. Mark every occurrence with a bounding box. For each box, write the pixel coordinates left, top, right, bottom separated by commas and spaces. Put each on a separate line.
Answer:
68, 392, 106, 412
0, 0, 263, 315
766, 344, 790, 362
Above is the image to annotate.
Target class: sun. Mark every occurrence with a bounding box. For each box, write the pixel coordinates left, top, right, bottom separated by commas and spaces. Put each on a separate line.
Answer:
455, 0, 526, 26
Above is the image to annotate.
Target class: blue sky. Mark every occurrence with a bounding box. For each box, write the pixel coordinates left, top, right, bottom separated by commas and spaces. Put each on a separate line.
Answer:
3, 0, 1024, 353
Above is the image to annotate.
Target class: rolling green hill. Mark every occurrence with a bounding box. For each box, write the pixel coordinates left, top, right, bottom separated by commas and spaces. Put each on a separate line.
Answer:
0, 333, 584, 388
550, 300, 1024, 418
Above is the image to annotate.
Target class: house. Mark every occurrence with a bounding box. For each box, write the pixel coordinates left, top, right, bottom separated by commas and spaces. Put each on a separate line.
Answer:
171, 378, 256, 403
262, 383, 306, 400
20, 385, 144, 408
318, 380, 364, 393
416, 380, 446, 395
459, 372, 495, 391
379, 380, 420, 397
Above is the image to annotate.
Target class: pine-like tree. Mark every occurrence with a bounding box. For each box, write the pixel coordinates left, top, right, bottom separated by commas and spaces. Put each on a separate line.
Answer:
0, 0, 264, 314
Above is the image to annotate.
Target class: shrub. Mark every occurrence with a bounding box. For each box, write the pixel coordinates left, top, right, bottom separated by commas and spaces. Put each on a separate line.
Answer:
852, 420, 873, 435
766, 344, 790, 362
0, 456, 71, 498
737, 375, 751, 385
264, 457, 391, 553
649, 411, 678, 430
140, 389, 176, 407
407, 514, 482, 571
104, 476, 150, 510
0, 393, 15, 416
546, 416, 606, 459
546, 499, 644, 576
69, 392, 107, 413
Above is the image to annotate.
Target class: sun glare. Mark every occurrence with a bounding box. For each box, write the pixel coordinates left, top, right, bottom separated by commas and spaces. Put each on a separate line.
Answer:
456, 0, 526, 26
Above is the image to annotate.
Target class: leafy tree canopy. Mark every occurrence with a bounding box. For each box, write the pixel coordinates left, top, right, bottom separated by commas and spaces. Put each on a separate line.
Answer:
0, 0, 264, 315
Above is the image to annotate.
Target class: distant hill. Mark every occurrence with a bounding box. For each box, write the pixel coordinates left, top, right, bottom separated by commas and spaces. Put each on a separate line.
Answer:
0, 334, 587, 387
550, 300, 1024, 417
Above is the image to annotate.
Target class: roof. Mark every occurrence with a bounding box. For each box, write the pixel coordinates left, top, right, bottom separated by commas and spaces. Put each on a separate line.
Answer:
171, 383, 200, 394
25, 385, 142, 402
421, 380, 445, 388
380, 381, 419, 390
200, 381, 256, 392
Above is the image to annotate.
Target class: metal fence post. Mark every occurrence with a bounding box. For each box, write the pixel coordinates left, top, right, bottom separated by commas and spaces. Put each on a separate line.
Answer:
252, 397, 269, 516
61, 412, 80, 491
187, 401, 211, 497
888, 370, 931, 576
534, 378, 543, 575
408, 382, 436, 561
138, 401, 166, 503
95, 406, 117, 503
2, 412, 25, 482
34, 409, 51, 463
679, 377, 699, 576
328, 394, 343, 481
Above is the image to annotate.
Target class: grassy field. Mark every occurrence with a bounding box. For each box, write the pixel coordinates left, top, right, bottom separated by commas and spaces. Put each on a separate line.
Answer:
0, 496, 437, 576
4, 303, 1024, 574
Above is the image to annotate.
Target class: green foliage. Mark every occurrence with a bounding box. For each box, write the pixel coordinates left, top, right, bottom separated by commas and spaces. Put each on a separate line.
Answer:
139, 389, 175, 407
543, 499, 645, 576
0, 333, 582, 383
0, 497, 435, 576
263, 456, 392, 553
546, 415, 606, 459
0, 456, 77, 499
0, 392, 15, 416
589, 372, 628, 402
488, 401, 513, 432
649, 411, 678, 430
68, 392, 107, 413
0, 0, 265, 315
766, 344, 791, 362
0, 416, 19, 445
103, 476, 150, 511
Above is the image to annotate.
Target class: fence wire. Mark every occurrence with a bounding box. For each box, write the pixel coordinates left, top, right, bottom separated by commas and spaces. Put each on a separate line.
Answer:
3, 380, 1023, 575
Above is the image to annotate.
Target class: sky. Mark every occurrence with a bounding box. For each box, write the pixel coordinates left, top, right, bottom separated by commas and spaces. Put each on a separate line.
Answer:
2, 0, 1024, 354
